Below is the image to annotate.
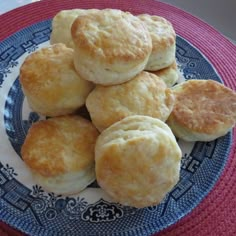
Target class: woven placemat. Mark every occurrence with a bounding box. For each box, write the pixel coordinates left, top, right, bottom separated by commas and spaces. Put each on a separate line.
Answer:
0, 0, 235, 235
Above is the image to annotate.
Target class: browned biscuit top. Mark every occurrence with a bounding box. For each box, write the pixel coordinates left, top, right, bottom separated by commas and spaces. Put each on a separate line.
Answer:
86, 71, 175, 131
20, 43, 76, 103
71, 9, 152, 62
50, 9, 100, 48
21, 116, 99, 177
171, 79, 236, 134
138, 14, 176, 52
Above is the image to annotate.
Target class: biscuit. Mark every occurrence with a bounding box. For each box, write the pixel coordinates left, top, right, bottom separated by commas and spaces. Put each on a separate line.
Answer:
19, 43, 94, 117
71, 9, 152, 85
167, 79, 236, 141
21, 115, 99, 195
138, 14, 176, 71
150, 60, 179, 87
50, 9, 99, 49
95, 115, 182, 208
86, 71, 175, 131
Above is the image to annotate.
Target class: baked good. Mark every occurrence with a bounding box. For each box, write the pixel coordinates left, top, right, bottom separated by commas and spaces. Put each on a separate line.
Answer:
71, 9, 152, 85
150, 60, 179, 87
19, 43, 94, 117
21, 115, 99, 195
86, 71, 175, 131
50, 9, 99, 49
167, 79, 236, 141
138, 14, 176, 71
95, 115, 182, 208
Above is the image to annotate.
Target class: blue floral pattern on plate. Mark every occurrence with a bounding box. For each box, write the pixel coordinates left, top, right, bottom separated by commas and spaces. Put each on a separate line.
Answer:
0, 19, 232, 236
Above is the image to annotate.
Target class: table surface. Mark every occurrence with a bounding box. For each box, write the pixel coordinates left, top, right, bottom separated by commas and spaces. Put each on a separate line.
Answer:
0, 1, 235, 236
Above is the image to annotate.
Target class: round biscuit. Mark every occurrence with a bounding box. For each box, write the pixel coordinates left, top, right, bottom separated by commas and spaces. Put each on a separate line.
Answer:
19, 43, 94, 117
86, 71, 175, 131
95, 115, 182, 208
71, 9, 152, 85
138, 14, 176, 71
21, 115, 99, 195
167, 79, 236, 141
50, 9, 100, 48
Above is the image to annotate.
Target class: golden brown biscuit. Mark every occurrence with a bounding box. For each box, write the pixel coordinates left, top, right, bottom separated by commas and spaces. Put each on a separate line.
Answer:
138, 14, 176, 71
86, 71, 175, 131
19, 43, 94, 117
150, 60, 179, 87
95, 115, 182, 208
50, 9, 100, 49
21, 115, 99, 195
71, 9, 152, 85
167, 79, 236, 141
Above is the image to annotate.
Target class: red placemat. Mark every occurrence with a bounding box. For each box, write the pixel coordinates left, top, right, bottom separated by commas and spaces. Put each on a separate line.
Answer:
0, 0, 235, 235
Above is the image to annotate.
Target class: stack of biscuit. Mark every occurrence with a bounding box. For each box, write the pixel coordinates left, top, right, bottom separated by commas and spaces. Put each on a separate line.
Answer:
19, 8, 236, 208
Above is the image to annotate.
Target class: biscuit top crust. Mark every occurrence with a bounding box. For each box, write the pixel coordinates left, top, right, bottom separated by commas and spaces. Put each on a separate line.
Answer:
95, 115, 181, 178
96, 115, 176, 147
21, 116, 99, 177
86, 71, 175, 131
71, 9, 152, 62
138, 14, 176, 51
20, 43, 74, 90
51, 9, 88, 48
19, 43, 86, 104
171, 79, 236, 134
50, 9, 100, 48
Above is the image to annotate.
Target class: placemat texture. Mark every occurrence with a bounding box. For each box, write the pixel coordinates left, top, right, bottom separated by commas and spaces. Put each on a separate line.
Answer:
0, 0, 235, 235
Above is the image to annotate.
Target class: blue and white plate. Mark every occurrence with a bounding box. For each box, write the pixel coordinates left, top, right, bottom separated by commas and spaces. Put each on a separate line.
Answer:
0, 20, 232, 236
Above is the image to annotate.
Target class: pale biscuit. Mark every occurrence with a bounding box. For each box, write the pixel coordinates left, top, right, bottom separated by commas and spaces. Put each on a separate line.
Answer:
86, 71, 175, 132
167, 79, 236, 141
19, 43, 94, 117
150, 60, 179, 87
50, 9, 99, 49
71, 9, 152, 85
95, 115, 182, 208
138, 14, 176, 71
21, 115, 99, 195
